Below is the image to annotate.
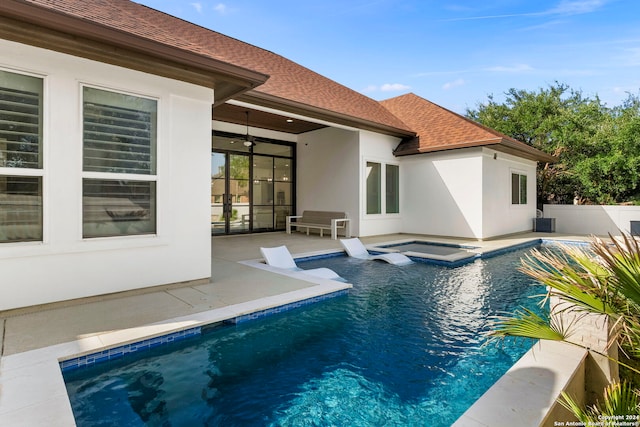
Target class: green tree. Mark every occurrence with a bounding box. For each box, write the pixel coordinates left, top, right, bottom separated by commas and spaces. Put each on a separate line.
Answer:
467, 84, 640, 205
575, 95, 640, 204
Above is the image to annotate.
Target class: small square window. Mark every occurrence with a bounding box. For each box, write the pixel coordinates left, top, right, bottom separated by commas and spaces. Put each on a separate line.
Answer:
511, 173, 527, 205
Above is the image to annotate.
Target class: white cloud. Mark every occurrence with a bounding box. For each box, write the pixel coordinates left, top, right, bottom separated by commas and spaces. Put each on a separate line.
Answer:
484, 64, 533, 73
549, 0, 606, 15
442, 0, 609, 22
380, 83, 411, 92
361, 83, 411, 93
442, 78, 466, 90
214, 3, 228, 14
190, 2, 202, 13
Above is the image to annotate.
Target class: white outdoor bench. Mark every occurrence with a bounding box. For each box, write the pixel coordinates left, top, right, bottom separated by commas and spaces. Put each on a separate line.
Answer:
286, 210, 350, 240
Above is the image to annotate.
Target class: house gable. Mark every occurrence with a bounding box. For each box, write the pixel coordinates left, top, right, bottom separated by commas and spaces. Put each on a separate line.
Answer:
380, 93, 556, 163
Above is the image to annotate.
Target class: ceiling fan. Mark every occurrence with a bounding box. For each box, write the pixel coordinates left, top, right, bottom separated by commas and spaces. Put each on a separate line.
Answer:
243, 111, 255, 147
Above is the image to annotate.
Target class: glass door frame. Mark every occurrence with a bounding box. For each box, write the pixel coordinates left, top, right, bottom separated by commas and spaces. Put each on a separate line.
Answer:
211, 151, 251, 235
212, 131, 296, 235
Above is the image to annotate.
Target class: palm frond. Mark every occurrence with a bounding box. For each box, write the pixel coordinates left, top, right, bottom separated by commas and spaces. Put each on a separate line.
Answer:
593, 234, 640, 311
560, 382, 640, 420
520, 246, 618, 316
488, 308, 565, 341
559, 392, 591, 423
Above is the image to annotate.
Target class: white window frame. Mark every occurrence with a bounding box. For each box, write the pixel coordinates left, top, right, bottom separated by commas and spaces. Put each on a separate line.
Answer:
510, 170, 528, 205
0, 68, 45, 244
365, 160, 382, 215
80, 84, 159, 239
364, 159, 400, 216
385, 163, 400, 214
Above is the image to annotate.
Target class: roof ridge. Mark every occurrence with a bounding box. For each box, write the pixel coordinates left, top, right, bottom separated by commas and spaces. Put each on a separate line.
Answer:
381, 92, 519, 143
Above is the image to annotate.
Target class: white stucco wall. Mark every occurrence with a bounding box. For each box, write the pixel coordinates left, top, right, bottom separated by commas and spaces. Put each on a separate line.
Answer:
358, 131, 403, 237
0, 40, 212, 310
297, 127, 360, 235
543, 204, 640, 235
400, 148, 537, 239
482, 149, 537, 238
401, 149, 484, 238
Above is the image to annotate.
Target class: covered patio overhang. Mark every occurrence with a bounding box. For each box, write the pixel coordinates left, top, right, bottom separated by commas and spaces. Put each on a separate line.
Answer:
212, 99, 412, 238
212, 100, 369, 235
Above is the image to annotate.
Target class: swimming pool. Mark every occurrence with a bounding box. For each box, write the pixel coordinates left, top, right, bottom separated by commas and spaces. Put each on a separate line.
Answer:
63, 244, 543, 426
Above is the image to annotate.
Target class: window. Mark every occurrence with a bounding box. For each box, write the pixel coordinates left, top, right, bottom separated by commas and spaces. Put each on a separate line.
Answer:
0, 70, 43, 242
366, 161, 399, 215
386, 164, 399, 214
366, 161, 381, 214
82, 87, 157, 238
511, 172, 527, 205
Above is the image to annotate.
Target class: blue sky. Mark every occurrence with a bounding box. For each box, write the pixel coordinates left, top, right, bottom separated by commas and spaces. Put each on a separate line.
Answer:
134, 0, 639, 113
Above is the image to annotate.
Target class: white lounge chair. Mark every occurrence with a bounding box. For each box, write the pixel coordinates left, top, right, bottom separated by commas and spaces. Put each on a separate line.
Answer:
340, 238, 413, 266
260, 245, 346, 281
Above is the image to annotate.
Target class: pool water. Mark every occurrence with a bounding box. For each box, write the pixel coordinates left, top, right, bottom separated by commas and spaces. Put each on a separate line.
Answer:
63, 245, 544, 426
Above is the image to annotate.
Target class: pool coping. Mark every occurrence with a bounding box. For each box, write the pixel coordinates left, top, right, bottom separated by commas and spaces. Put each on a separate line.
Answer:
0, 273, 351, 426
452, 339, 589, 427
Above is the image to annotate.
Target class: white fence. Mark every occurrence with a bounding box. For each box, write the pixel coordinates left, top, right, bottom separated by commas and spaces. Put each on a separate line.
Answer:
543, 204, 640, 235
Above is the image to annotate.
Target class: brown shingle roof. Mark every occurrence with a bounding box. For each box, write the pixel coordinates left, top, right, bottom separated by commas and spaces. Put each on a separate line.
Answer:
7, 0, 414, 136
380, 93, 556, 162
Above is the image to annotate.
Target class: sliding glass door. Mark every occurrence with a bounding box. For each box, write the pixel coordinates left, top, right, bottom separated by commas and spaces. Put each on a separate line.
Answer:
212, 132, 294, 235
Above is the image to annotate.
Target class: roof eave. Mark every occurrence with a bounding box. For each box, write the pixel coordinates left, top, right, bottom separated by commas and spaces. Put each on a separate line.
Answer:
394, 138, 503, 157
239, 90, 416, 138
394, 138, 557, 162
0, 0, 269, 101
495, 139, 557, 163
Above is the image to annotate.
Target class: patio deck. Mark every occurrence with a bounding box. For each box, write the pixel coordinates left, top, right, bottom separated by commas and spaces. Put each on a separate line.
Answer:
0, 231, 590, 426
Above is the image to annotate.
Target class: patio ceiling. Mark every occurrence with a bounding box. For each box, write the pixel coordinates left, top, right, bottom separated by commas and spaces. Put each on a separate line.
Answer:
213, 103, 328, 135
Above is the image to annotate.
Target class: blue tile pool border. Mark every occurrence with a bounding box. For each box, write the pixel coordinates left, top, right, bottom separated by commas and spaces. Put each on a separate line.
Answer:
225, 289, 349, 324
409, 253, 481, 268
59, 289, 349, 373
59, 327, 202, 372
480, 239, 542, 259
